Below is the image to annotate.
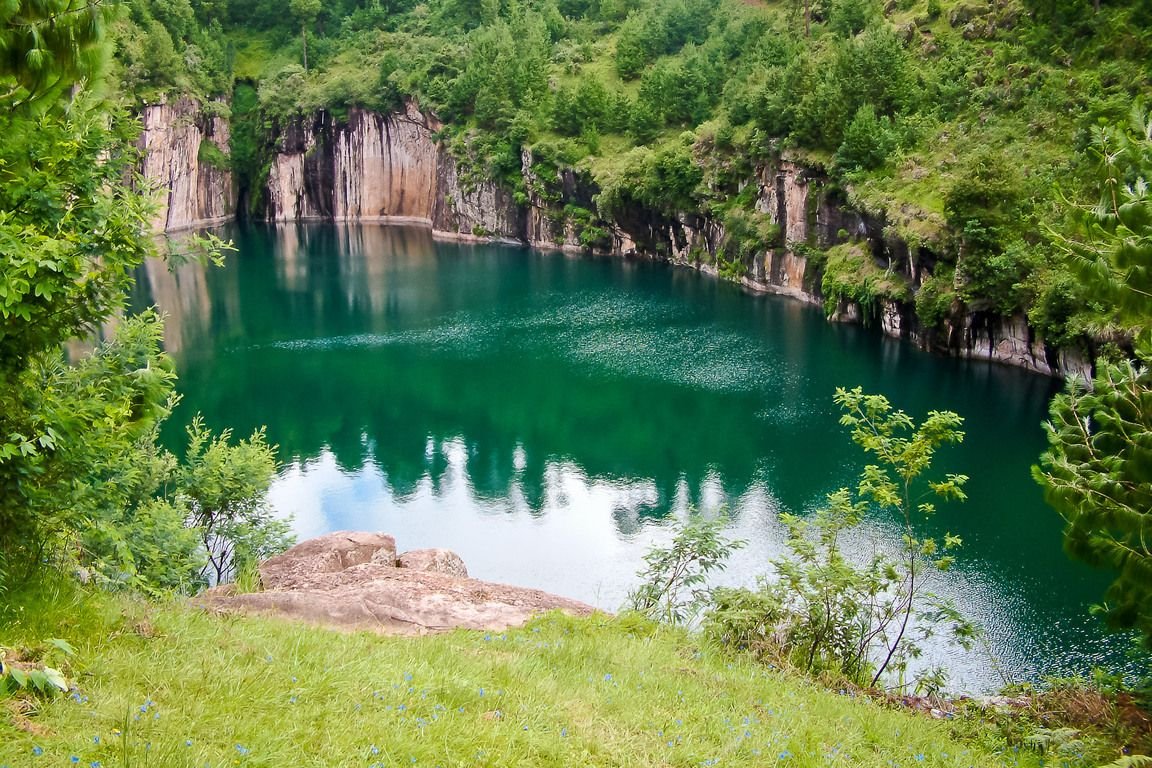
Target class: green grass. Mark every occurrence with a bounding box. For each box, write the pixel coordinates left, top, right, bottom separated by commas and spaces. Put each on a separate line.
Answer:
229, 32, 298, 82
0, 582, 1043, 768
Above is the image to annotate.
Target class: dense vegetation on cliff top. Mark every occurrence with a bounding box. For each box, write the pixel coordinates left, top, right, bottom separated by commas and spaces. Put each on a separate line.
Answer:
117, 0, 1150, 348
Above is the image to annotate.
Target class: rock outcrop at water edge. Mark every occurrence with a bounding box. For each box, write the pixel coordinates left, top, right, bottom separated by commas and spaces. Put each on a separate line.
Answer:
196, 531, 596, 634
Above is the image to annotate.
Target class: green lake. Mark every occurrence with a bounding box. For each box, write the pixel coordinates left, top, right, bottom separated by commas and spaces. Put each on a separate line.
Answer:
134, 223, 1132, 692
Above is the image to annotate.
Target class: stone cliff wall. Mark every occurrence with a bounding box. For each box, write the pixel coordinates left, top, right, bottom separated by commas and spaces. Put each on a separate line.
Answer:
263, 104, 522, 241
137, 98, 235, 232
137, 101, 1089, 379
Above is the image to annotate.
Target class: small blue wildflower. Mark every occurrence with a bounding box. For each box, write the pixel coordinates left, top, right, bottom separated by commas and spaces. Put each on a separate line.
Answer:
603, 673, 612, 681
235, 744, 250, 755
90, 762, 101, 768
92, 736, 101, 744
71, 758, 80, 764
914, 754, 925, 762
370, 745, 380, 755
289, 695, 298, 704
779, 750, 792, 760
32, 746, 43, 757
561, 728, 568, 738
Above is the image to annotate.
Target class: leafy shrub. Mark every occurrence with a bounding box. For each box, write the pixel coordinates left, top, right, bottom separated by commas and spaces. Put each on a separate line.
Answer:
829, 0, 882, 37
914, 265, 958, 331
704, 389, 977, 690
628, 518, 746, 625
954, 239, 1038, 315
181, 417, 292, 585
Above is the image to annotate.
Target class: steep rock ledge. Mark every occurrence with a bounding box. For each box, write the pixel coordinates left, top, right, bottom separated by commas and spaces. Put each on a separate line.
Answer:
263, 104, 521, 241
136, 98, 235, 232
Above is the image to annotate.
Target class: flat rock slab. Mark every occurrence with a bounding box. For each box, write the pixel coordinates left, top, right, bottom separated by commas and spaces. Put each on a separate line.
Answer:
197, 532, 595, 634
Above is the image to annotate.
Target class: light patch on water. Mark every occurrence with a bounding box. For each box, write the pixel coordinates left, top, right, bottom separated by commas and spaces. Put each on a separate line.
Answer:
510, 292, 681, 331
564, 326, 783, 392
264, 312, 496, 354
264, 293, 804, 395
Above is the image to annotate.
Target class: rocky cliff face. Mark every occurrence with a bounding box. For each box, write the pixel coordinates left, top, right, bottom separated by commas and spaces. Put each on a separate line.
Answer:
138, 100, 1088, 379
264, 103, 522, 241
137, 98, 235, 232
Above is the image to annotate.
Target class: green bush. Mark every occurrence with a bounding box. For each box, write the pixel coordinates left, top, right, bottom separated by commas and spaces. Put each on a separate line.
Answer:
914, 265, 958, 331
628, 518, 745, 624
820, 243, 911, 319
704, 389, 976, 690
834, 104, 897, 171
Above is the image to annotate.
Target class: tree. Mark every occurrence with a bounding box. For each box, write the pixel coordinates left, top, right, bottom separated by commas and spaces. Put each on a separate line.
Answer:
289, 0, 321, 72
1035, 105, 1152, 645
0, 93, 157, 577
0, 0, 286, 593
0, 0, 112, 111
1037, 358, 1152, 642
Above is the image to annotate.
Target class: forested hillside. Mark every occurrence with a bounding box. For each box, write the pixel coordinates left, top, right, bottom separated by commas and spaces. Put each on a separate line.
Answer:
112, 0, 1150, 355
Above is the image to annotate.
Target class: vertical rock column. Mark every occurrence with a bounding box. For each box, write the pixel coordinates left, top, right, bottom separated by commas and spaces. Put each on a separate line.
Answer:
137, 98, 236, 232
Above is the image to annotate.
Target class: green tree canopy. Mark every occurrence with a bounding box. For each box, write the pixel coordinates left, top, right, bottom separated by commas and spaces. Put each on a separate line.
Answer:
1035, 106, 1152, 646
0, 0, 286, 592
0, 0, 112, 110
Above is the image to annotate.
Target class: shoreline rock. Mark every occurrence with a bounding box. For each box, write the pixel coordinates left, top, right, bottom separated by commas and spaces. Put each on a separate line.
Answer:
196, 531, 597, 634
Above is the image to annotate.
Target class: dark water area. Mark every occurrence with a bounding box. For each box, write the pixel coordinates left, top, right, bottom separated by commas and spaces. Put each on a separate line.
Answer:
132, 222, 1135, 692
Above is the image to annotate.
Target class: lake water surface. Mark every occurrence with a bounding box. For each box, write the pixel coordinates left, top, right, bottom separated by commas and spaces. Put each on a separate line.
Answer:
134, 223, 1133, 692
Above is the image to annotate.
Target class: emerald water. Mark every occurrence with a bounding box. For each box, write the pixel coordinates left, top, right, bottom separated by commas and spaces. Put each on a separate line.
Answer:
134, 223, 1130, 692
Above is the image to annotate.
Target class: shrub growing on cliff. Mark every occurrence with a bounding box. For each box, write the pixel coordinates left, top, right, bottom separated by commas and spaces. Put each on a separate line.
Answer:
820, 243, 911, 321
834, 104, 897, 172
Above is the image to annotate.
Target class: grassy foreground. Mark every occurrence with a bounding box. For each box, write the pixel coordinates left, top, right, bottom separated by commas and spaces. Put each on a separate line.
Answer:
0, 583, 1041, 768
